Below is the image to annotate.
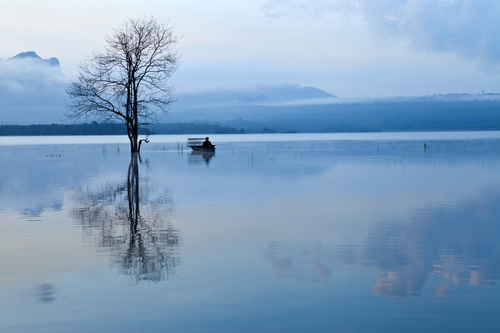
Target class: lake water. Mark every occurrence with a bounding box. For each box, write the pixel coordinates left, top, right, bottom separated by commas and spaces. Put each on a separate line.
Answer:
1, 132, 499, 333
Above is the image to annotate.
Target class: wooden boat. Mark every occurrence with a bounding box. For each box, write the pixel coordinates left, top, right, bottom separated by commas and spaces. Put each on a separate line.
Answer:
187, 138, 215, 152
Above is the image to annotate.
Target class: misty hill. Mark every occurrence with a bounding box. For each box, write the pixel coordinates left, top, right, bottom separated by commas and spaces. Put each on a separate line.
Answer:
7, 51, 61, 69
165, 96, 500, 133
0, 51, 68, 124
171, 83, 337, 112
0, 51, 498, 134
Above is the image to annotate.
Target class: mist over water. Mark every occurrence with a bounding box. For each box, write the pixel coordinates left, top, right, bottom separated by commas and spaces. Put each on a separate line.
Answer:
0, 132, 499, 332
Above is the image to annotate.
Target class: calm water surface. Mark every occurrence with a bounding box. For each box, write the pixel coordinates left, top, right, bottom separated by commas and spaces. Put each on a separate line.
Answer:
0, 132, 499, 332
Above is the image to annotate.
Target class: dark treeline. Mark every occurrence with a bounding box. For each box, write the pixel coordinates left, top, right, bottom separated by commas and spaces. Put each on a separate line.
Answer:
0, 122, 245, 136
0, 122, 126, 136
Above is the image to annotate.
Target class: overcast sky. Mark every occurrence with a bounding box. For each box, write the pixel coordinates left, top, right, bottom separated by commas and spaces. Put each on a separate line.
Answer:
1, 0, 499, 97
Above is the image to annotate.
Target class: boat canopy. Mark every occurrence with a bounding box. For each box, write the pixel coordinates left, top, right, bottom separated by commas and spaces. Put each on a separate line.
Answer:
187, 138, 206, 147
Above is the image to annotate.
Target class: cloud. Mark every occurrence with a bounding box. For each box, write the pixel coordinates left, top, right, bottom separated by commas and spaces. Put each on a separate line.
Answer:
261, 0, 354, 19
261, 0, 500, 67
357, 0, 500, 66
0, 54, 69, 124
0, 53, 65, 91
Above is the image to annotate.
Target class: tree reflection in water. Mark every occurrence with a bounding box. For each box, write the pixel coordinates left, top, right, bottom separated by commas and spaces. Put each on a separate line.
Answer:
70, 153, 180, 284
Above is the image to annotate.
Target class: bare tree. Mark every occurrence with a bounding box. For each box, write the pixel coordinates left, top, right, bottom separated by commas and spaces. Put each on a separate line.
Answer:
66, 17, 179, 153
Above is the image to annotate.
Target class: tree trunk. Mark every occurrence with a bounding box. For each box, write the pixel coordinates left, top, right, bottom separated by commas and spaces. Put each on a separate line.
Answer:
131, 133, 138, 153
128, 128, 138, 153
128, 152, 140, 223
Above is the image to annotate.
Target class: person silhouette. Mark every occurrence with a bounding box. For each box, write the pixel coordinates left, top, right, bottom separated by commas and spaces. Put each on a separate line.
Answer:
202, 137, 214, 148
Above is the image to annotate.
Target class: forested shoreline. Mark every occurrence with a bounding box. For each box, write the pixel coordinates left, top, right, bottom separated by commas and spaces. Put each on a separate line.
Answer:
0, 122, 245, 136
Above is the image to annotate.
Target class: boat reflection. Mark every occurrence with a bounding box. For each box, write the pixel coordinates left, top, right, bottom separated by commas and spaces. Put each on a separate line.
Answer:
188, 150, 215, 166
69, 153, 180, 284
36, 283, 56, 303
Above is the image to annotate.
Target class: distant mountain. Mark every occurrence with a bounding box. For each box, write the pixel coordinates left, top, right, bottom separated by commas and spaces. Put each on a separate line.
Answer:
1, 50, 498, 133
0, 51, 68, 124
165, 97, 500, 133
7, 51, 61, 68
171, 83, 337, 112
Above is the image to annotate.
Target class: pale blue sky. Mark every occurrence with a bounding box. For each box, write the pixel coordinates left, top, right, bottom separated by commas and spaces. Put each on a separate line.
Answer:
1, 0, 499, 97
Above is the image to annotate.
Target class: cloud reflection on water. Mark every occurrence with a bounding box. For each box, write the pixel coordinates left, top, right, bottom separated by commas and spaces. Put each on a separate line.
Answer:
365, 188, 500, 300
264, 188, 500, 300
0, 135, 499, 332
265, 242, 336, 284
1, 136, 499, 299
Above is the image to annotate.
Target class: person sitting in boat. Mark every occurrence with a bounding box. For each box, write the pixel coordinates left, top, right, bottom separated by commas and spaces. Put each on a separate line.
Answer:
202, 137, 214, 148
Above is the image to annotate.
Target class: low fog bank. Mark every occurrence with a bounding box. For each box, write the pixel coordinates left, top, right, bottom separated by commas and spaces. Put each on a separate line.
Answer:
0, 52, 69, 125
170, 90, 500, 112
1, 51, 498, 133
168, 86, 500, 134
